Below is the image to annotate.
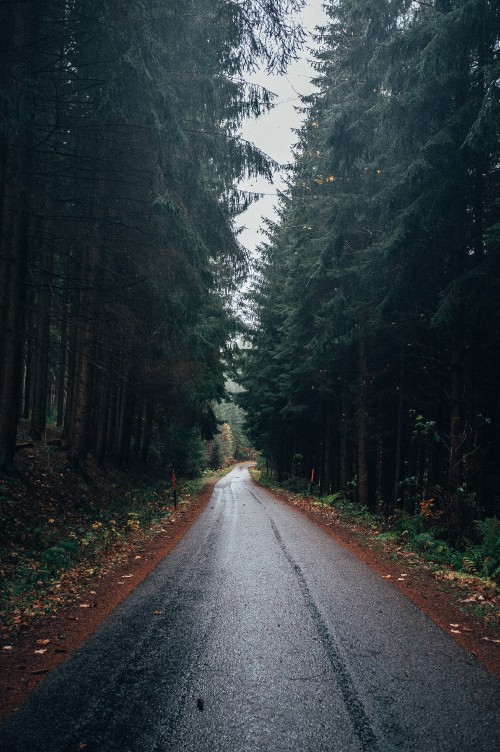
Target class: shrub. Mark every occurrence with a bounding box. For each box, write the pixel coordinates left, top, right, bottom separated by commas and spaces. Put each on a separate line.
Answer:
281, 476, 311, 493
462, 518, 500, 582
41, 538, 79, 570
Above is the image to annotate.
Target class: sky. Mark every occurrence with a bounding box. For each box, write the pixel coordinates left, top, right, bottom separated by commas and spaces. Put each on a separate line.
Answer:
237, 0, 328, 256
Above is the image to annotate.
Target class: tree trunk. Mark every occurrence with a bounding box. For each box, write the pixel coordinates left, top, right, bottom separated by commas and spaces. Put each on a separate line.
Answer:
141, 399, 154, 464
394, 354, 405, 508
357, 343, 369, 507
67, 244, 98, 470
56, 300, 68, 427
95, 352, 112, 465
114, 365, 135, 466
0, 4, 40, 472
30, 242, 52, 440
22, 304, 34, 420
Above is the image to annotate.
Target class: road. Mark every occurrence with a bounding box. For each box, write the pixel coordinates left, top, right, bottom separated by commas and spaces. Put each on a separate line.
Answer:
1, 465, 498, 751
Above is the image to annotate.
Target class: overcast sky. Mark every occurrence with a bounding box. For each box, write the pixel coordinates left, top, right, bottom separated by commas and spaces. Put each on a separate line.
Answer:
237, 0, 328, 255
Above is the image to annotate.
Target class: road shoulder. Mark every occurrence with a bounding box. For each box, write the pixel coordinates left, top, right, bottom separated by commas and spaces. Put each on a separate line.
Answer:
0, 479, 216, 720
255, 480, 500, 681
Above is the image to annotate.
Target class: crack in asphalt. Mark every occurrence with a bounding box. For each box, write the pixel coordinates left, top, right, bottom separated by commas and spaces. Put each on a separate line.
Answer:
250, 487, 380, 752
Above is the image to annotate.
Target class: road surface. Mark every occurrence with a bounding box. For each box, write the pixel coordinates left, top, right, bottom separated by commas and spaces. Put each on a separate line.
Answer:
1, 465, 499, 751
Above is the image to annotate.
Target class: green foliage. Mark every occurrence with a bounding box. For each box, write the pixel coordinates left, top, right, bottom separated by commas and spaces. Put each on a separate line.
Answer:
281, 476, 311, 493
321, 495, 378, 527
0, 449, 224, 632
462, 519, 500, 582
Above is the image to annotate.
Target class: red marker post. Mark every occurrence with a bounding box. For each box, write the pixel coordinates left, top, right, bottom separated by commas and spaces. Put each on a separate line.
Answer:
309, 467, 315, 501
171, 469, 177, 508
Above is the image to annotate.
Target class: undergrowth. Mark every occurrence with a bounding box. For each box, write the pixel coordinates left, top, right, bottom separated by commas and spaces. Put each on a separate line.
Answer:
0, 446, 223, 636
252, 470, 500, 625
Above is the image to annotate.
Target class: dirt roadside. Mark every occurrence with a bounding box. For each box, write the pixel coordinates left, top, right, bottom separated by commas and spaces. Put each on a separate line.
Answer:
262, 484, 500, 681
0, 480, 216, 720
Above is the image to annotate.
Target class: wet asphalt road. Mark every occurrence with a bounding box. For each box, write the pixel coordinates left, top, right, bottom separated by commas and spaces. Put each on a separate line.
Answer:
1, 465, 499, 751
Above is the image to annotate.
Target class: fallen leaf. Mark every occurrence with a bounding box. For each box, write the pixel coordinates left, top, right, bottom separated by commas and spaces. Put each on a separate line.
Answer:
2, 645, 13, 651
79, 603, 91, 609
449, 623, 460, 628
382, 575, 392, 579
34, 649, 47, 654
36, 639, 51, 646
122, 575, 133, 578
153, 610, 162, 615
450, 629, 461, 634
89, 590, 97, 595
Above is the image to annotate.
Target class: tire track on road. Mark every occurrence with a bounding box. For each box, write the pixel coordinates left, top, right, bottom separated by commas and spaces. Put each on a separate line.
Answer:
250, 487, 380, 752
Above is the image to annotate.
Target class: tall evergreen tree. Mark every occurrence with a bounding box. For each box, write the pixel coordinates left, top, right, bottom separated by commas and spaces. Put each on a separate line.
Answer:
0, 0, 305, 473
241, 0, 500, 535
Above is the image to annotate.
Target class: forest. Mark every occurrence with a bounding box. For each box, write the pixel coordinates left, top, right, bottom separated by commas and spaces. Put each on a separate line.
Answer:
0, 0, 304, 477
1, 0, 499, 554
239, 0, 500, 549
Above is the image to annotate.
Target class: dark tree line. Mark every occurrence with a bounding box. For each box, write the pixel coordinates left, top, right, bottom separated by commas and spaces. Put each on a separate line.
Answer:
240, 0, 500, 539
0, 0, 304, 475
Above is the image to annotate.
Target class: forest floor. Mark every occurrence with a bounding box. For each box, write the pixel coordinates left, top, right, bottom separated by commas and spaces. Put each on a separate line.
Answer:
1, 451, 499, 720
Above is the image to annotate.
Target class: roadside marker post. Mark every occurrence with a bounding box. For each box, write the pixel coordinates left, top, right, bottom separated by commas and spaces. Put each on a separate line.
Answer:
309, 467, 315, 502
171, 469, 177, 508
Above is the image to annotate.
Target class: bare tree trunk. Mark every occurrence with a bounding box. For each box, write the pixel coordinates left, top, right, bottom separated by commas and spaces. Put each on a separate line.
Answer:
394, 354, 405, 508
30, 241, 52, 440
67, 242, 99, 470
448, 338, 464, 502
0, 4, 40, 472
141, 399, 154, 464
357, 343, 369, 507
339, 384, 348, 490
114, 363, 135, 466
95, 351, 112, 465
56, 300, 68, 427
22, 304, 34, 420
